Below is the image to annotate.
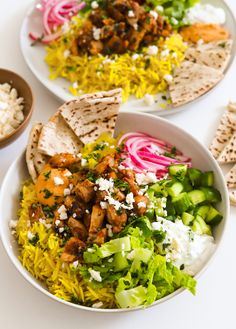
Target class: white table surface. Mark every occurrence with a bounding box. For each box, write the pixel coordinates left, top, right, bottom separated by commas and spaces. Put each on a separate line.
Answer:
1, 1, 236, 328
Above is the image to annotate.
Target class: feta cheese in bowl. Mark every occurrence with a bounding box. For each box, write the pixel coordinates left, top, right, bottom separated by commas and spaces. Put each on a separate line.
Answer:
185, 3, 226, 25
0, 69, 33, 147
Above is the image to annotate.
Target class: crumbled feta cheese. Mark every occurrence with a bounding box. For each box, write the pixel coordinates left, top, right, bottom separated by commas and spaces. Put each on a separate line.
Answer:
64, 171, 72, 177
147, 45, 158, 55
59, 227, 65, 233
27, 231, 35, 240
143, 94, 155, 106
76, 153, 82, 158
69, 184, 73, 190
55, 220, 61, 226
128, 10, 135, 17
87, 248, 94, 253
81, 158, 88, 167
85, 209, 90, 214
108, 258, 113, 263
133, 23, 138, 30
110, 145, 115, 149
9, 219, 17, 229
96, 177, 114, 192
137, 201, 146, 208
91, 1, 99, 9
93, 27, 101, 40
57, 205, 67, 220
72, 260, 79, 268
104, 195, 122, 211
63, 49, 70, 58
54, 176, 64, 186
63, 188, 70, 196
0, 83, 24, 138
88, 269, 102, 282
58, 205, 66, 213
135, 172, 157, 185
100, 201, 108, 209
92, 302, 103, 308
164, 74, 173, 83
60, 212, 68, 220
161, 49, 170, 58
132, 53, 139, 61
72, 81, 78, 89
172, 52, 178, 59
126, 192, 135, 205
102, 58, 114, 65
150, 10, 158, 19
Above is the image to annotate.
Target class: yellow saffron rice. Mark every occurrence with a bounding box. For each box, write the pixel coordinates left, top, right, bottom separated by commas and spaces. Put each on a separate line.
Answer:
16, 182, 116, 308
45, 17, 187, 101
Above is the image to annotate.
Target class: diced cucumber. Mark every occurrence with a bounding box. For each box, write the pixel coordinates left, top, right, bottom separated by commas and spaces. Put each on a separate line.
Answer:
188, 168, 202, 186
182, 212, 194, 226
168, 164, 188, 181
188, 190, 206, 205
200, 171, 214, 187
166, 198, 176, 216
167, 181, 184, 197
194, 205, 210, 220
192, 215, 212, 236
200, 187, 222, 203
113, 252, 129, 272
148, 183, 168, 197
182, 177, 193, 192
205, 206, 223, 226
145, 208, 155, 220
172, 192, 192, 214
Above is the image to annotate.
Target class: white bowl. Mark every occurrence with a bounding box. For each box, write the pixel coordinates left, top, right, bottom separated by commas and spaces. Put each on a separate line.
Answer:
0, 112, 230, 312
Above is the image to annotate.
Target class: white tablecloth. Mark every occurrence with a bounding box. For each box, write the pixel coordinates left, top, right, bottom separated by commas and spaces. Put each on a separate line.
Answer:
1, 1, 236, 328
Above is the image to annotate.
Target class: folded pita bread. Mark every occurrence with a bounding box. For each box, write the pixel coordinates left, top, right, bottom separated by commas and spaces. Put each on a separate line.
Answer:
169, 61, 223, 107
26, 123, 43, 183
209, 111, 236, 159
185, 40, 233, 73
225, 164, 236, 189
229, 189, 236, 206
34, 151, 49, 174
37, 112, 83, 156
60, 88, 122, 144
217, 131, 236, 164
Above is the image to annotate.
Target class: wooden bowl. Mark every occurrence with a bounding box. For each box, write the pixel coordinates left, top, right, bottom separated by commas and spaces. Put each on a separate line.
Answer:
0, 68, 33, 147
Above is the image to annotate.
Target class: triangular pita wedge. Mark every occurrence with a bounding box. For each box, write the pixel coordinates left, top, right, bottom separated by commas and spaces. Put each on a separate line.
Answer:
60, 88, 122, 144
26, 123, 43, 183
185, 40, 233, 73
169, 61, 223, 107
209, 110, 236, 159
225, 164, 236, 189
37, 112, 83, 156
217, 131, 236, 164
229, 189, 236, 206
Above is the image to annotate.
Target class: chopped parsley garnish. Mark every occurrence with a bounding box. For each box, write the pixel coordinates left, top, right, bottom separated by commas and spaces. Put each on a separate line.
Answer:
94, 143, 107, 151
180, 264, 185, 270
164, 146, 177, 159
219, 42, 226, 48
116, 144, 124, 153
29, 233, 39, 246
114, 179, 130, 192
86, 172, 97, 183
30, 33, 44, 46
42, 189, 53, 199
43, 205, 56, 218
70, 296, 80, 304
43, 170, 51, 180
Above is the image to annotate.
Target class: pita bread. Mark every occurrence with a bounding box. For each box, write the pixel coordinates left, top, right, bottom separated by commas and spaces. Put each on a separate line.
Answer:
37, 112, 83, 156
26, 123, 43, 183
185, 40, 233, 73
229, 189, 236, 206
225, 164, 236, 189
209, 111, 236, 159
34, 151, 49, 174
228, 101, 236, 113
169, 61, 223, 107
60, 88, 122, 144
217, 131, 236, 164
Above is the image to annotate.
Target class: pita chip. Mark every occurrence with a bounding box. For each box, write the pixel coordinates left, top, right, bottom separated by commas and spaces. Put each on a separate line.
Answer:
37, 112, 83, 156
225, 164, 236, 189
26, 123, 43, 183
209, 110, 236, 159
185, 39, 233, 73
229, 189, 236, 206
60, 88, 122, 144
169, 61, 223, 107
228, 101, 236, 113
217, 131, 236, 164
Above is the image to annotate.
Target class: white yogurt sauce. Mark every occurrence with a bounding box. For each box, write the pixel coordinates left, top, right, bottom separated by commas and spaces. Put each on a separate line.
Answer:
152, 217, 215, 275
185, 4, 226, 25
